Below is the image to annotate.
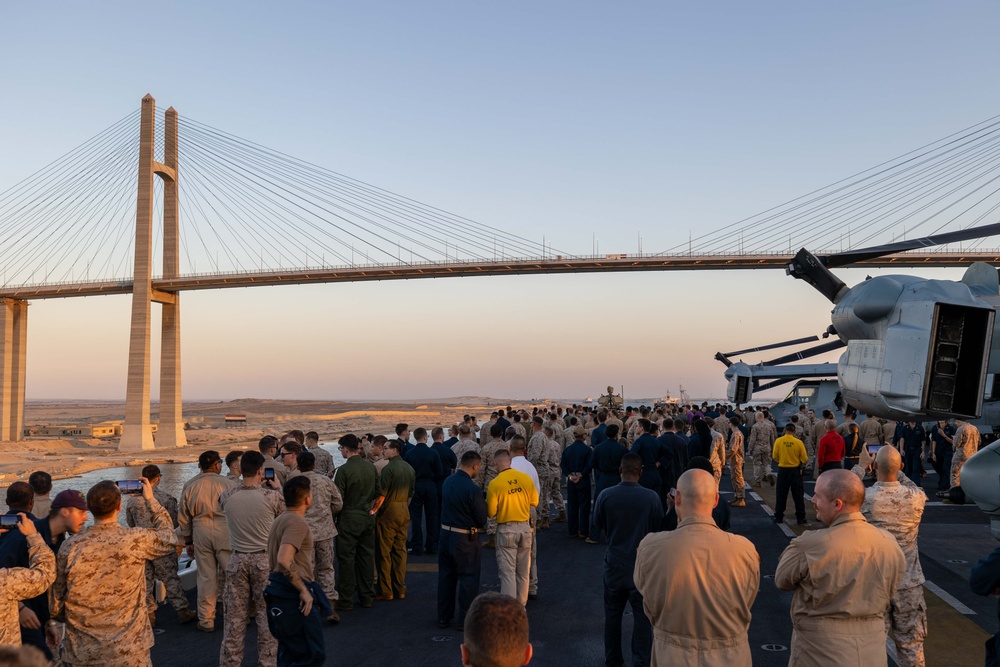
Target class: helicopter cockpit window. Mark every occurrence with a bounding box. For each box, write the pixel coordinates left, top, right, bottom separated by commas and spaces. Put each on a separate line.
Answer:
783, 385, 817, 405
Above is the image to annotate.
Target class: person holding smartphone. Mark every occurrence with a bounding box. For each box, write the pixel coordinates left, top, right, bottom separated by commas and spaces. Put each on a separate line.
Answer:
0, 513, 55, 647
49, 478, 177, 664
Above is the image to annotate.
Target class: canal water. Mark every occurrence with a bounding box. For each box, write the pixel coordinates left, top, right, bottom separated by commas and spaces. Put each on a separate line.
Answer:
7, 444, 349, 528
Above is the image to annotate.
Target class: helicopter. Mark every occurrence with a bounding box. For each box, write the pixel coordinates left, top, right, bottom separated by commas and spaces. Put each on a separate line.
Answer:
721, 222, 1000, 422
721, 221, 1000, 526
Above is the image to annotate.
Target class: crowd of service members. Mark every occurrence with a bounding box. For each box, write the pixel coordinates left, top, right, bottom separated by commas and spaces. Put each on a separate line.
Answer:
0, 405, 998, 667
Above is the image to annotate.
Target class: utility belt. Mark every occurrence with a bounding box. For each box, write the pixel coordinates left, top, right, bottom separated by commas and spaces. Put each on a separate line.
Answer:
442, 524, 480, 542
232, 549, 265, 555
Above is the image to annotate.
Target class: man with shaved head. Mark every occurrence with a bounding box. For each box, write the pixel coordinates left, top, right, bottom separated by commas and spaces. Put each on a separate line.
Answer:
776, 468, 906, 666
848, 444, 928, 667
634, 469, 760, 665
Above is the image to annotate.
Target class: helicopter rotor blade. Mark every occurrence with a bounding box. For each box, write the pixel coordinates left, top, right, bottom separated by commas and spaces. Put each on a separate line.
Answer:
762, 339, 846, 367
822, 221, 1000, 269
720, 335, 821, 358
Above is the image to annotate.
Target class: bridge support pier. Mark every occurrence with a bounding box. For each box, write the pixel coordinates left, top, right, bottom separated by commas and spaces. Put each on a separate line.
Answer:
0, 299, 27, 442
121, 95, 186, 451
156, 106, 186, 449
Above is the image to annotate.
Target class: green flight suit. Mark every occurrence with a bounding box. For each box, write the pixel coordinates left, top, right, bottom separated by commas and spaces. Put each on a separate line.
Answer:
334, 455, 379, 608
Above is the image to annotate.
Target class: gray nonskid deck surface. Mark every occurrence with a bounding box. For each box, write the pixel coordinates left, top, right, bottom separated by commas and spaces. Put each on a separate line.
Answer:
149, 466, 996, 666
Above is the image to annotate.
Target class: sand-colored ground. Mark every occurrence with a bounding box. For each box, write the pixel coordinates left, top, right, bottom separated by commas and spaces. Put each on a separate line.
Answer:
0, 397, 529, 483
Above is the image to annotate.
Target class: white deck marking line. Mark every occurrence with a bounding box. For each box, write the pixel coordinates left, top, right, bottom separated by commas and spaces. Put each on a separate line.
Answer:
777, 523, 795, 538
804, 493, 812, 501
923, 580, 976, 615
749, 492, 763, 502
760, 503, 774, 516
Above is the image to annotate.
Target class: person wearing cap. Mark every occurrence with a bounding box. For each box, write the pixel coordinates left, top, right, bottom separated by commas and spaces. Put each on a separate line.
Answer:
49, 478, 177, 665
126, 465, 198, 627
0, 513, 55, 648
178, 450, 237, 632
334, 433, 379, 611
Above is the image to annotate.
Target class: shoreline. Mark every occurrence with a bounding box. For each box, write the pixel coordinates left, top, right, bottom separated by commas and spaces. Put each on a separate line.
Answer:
0, 397, 513, 483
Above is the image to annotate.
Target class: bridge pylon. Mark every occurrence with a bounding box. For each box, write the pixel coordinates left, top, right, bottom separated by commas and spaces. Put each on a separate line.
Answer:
120, 95, 186, 451
0, 298, 28, 442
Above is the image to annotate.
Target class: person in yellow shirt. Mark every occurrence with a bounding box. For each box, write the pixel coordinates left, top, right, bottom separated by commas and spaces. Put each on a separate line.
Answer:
486, 450, 538, 605
772, 424, 809, 525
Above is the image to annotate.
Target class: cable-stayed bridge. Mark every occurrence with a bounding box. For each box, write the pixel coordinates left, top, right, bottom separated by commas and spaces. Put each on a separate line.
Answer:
2, 95, 1000, 448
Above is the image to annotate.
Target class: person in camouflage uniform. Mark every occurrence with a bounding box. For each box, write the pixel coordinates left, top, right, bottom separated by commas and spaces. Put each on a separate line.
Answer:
125, 465, 197, 626
526, 418, 552, 529
544, 427, 567, 522
305, 431, 336, 478
50, 478, 176, 667
850, 445, 928, 666
727, 417, 746, 507
451, 424, 480, 461
950, 419, 981, 489
293, 451, 344, 612
0, 514, 55, 647
478, 425, 508, 548
749, 412, 775, 487
219, 452, 285, 667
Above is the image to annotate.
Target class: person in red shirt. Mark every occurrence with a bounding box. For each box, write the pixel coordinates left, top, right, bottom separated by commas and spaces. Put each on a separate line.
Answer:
817, 420, 845, 472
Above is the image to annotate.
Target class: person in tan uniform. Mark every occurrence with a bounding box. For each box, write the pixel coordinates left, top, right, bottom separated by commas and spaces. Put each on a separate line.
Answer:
224, 451, 243, 483
0, 514, 55, 647
634, 469, 760, 666
49, 479, 177, 666
858, 413, 884, 447
526, 418, 551, 529
219, 451, 285, 666
126, 465, 197, 626
259, 435, 289, 487
776, 469, 906, 667
178, 450, 237, 632
705, 420, 727, 486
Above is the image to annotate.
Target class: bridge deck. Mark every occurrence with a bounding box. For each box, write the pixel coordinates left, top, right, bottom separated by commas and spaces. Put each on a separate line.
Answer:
2, 252, 999, 300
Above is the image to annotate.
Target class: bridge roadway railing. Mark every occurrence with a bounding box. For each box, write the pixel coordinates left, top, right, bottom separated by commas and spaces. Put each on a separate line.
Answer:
3, 249, 1000, 300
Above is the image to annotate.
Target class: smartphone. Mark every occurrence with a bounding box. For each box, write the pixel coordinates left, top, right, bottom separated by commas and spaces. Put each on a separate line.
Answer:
264, 468, 275, 481
116, 480, 143, 495
866, 445, 883, 455
0, 515, 18, 529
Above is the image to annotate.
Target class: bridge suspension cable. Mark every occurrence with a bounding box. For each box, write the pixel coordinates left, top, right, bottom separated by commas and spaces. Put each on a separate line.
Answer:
169, 113, 569, 275
660, 112, 1000, 256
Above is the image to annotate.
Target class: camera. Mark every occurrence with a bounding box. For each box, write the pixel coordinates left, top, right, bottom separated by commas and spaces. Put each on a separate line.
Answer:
116, 480, 143, 495
0, 515, 19, 529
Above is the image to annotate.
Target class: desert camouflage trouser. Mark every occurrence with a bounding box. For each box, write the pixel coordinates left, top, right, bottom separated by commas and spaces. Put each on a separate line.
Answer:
752, 447, 772, 484
886, 585, 927, 667
547, 476, 566, 515
314, 537, 338, 601
220, 552, 276, 667
145, 552, 190, 613
730, 451, 745, 500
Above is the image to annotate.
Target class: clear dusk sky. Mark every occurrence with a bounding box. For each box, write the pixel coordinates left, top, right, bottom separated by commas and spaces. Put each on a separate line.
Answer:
2, 2, 1000, 402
